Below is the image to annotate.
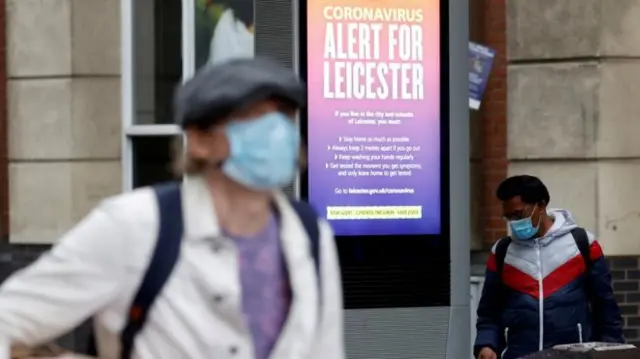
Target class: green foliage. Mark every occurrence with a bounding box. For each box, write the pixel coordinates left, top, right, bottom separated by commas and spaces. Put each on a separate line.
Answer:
195, 0, 226, 30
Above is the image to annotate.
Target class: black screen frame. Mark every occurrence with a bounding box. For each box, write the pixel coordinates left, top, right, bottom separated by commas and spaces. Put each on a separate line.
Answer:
298, 0, 451, 308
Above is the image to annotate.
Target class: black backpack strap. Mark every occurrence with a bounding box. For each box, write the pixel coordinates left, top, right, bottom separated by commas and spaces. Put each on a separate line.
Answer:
119, 182, 184, 359
84, 322, 98, 356
570, 227, 598, 315
288, 199, 322, 306
494, 236, 512, 279
493, 235, 512, 354
571, 227, 592, 271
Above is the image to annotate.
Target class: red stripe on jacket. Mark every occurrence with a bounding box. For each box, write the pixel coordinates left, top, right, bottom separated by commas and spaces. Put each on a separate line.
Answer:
486, 240, 604, 299
502, 251, 595, 300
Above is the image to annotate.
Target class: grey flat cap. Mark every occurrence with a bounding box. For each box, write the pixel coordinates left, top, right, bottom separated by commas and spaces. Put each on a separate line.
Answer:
174, 57, 306, 128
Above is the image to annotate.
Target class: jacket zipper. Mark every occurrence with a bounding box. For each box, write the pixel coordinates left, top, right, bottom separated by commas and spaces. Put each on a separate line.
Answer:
501, 327, 509, 358
577, 323, 583, 343
535, 240, 544, 351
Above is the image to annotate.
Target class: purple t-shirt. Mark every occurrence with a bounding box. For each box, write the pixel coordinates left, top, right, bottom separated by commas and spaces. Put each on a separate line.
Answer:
226, 214, 291, 359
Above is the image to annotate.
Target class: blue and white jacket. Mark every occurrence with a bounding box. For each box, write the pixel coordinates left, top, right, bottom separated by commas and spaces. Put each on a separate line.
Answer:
474, 209, 624, 359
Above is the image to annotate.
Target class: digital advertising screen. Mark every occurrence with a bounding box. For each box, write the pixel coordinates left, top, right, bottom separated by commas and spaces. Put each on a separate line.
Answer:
305, 0, 442, 236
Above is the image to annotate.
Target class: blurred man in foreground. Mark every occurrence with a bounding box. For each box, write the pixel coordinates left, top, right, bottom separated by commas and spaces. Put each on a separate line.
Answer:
0, 58, 344, 359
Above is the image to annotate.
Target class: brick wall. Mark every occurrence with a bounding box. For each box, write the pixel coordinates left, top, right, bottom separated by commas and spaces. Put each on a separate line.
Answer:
608, 256, 640, 346
470, 0, 508, 246
0, 244, 50, 282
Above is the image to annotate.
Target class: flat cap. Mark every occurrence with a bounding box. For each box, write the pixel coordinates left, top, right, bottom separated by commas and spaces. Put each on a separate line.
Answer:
174, 57, 306, 128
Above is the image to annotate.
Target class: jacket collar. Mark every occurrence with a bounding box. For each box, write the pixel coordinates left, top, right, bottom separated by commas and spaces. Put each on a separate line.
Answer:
180, 175, 291, 241
181, 175, 221, 240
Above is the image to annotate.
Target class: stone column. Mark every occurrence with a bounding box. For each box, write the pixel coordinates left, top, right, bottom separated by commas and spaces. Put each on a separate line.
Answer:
508, 0, 640, 342
7, 0, 122, 244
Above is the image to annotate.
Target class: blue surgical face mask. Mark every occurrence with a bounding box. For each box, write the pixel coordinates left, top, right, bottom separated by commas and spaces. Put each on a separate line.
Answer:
508, 205, 541, 241
221, 112, 300, 190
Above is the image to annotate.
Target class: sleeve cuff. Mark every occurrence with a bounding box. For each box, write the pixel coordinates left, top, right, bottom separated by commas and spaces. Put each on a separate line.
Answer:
474, 330, 500, 357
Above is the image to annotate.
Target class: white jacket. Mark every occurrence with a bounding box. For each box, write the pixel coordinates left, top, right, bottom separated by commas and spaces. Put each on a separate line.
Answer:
0, 176, 344, 359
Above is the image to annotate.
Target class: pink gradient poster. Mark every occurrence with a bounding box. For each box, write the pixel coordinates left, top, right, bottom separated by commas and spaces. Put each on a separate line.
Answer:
306, 0, 441, 236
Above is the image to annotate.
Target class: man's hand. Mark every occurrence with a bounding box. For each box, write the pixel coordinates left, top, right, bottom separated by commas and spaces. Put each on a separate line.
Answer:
478, 347, 497, 359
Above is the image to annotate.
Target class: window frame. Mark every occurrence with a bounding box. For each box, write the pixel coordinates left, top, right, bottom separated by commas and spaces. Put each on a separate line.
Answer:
121, 0, 194, 191
121, 0, 301, 196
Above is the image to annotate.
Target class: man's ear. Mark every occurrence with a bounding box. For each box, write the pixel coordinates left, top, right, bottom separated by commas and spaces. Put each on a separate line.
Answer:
184, 128, 210, 159
539, 202, 548, 213
185, 126, 230, 162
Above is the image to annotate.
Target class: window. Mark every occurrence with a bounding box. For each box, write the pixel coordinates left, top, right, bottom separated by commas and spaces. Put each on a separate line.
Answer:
132, 136, 181, 188
123, 0, 256, 191
123, 1, 183, 190
195, 0, 255, 69
131, 0, 182, 125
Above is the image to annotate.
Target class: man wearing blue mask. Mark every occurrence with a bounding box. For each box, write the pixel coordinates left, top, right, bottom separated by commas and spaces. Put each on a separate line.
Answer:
474, 175, 624, 359
0, 58, 345, 359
